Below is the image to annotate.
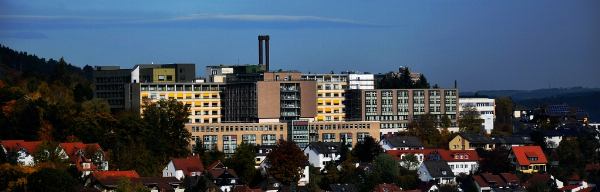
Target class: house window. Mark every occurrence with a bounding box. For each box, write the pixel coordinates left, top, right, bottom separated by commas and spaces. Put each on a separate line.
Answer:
166, 75, 173, 81
158, 75, 165, 81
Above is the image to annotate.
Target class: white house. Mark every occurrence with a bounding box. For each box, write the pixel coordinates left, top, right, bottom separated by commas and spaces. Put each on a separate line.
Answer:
417, 161, 456, 185
304, 142, 343, 170
163, 155, 204, 180
459, 96, 495, 134
380, 136, 425, 151
433, 150, 480, 175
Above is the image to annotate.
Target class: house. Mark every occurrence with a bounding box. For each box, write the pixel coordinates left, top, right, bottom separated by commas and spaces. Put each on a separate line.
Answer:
327, 183, 359, 192
87, 170, 142, 190
512, 128, 563, 148
180, 175, 221, 192
163, 155, 204, 180
253, 176, 282, 192
371, 183, 402, 192
380, 136, 425, 151
61, 142, 109, 175
472, 172, 522, 192
492, 136, 534, 150
513, 103, 532, 119
434, 150, 479, 176
204, 161, 243, 192
521, 174, 564, 189
508, 146, 548, 173
415, 181, 439, 192
255, 145, 277, 168
417, 161, 455, 185
500, 173, 521, 187
304, 142, 343, 170
233, 185, 262, 192
449, 134, 494, 151
387, 149, 437, 170
1, 140, 43, 166
92, 177, 183, 192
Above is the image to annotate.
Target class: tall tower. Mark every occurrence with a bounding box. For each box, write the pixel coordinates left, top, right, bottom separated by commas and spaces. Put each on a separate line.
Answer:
258, 35, 270, 71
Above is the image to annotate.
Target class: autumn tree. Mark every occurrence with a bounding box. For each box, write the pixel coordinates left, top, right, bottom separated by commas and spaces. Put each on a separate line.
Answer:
265, 139, 307, 185
458, 103, 482, 133
143, 99, 192, 165
228, 141, 257, 185
557, 136, 584, 179
351, 136, 384, 163
0, 163, 36, 192
406, 113, 441, 148
32, 140, 69, 170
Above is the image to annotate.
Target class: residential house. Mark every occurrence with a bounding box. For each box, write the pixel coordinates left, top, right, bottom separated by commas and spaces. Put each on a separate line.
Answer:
304, 142, 343, 170
415, 181, 439, 192
508, 146, 548, 173
417, 161, 455, 185
87, 170, 141, 191
449, 134, 495, 151
61, 142, 109, 175
492, 136, 534, 150
163, 155, 204, 180
513, 103, 532, 119
255, 145, 276, 169
204, 161, 243, 192
499, 173, 521, 188
253, 176, 282, 192
521, 174, 564, 189
512, 128, 563, 148
327, 184, 359, 192
387, 149, 437, 170
434, 150, 479, 176
371, 183, 402, 192
1, 140, 43, 166
380, 136, 425, 151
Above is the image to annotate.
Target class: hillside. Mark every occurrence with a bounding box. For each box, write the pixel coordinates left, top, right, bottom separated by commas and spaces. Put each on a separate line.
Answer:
516, 92, 600, 123
461, 87, 600, 100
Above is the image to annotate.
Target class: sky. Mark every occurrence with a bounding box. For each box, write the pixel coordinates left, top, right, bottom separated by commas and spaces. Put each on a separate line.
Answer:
1, 0, 599, 92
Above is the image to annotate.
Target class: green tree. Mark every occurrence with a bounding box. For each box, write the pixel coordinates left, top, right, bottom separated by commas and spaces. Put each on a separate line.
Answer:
265, 139, 307, 185
441, 114, 451, 129
372, 153, 400, 184
229, 141, 256, 185
26, 167, 78, 192
143, 99, 192, 165
351, 136, 383, 163
49, 57, 73, 87
73, 82, 93, 103
82, 98, 111, 114
557, 136, 584, 179
416, 74, 430, 88
32, 140, 69, 169
458, 104, 482, 133
400, 153, 420, 171
495, 97, 513, 133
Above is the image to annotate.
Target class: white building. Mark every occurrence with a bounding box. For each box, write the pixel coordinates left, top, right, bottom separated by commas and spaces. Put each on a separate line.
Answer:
347, 73, 374, 90
459, 97, 495, 134
304, 142, 342, 170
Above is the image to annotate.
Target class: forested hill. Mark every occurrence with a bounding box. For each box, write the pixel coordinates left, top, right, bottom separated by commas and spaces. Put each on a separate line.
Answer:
461, 87, 600, 100
0, 44, 93, 80
517, 92, 600, 123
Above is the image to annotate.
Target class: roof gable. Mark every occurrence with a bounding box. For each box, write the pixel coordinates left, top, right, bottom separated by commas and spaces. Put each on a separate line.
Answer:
171, 155, 204, 176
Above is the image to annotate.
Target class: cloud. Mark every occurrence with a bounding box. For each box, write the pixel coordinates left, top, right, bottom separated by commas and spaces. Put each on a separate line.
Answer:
0, 31, 47, 39
0, 14, 387, 30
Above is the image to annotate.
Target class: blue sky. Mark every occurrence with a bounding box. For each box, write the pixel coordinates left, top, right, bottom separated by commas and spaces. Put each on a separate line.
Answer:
1, 0, 599, 92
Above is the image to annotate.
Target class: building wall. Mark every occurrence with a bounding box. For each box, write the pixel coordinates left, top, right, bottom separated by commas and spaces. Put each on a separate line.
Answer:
257, 82, 281, 119
302, 74, 348, 122
188, 123, 288, 152
459, 97, 495, 133
345, 89, 459, 135
92, 67, 131, 109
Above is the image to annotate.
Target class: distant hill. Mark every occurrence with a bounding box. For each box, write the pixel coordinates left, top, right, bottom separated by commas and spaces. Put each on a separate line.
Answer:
461, 87, 600, 100
0, 44, 93, 80
515, 92, 600, 123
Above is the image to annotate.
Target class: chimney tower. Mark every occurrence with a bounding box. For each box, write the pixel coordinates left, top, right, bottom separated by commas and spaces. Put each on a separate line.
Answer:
258, 35, 270, 71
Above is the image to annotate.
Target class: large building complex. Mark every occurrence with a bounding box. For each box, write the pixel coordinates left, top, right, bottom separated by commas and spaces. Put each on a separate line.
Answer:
458, 96, 495, 133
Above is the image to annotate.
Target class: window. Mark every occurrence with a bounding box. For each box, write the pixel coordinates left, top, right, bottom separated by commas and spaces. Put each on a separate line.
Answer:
158, 75, 165, 81
166, 75, 173, 81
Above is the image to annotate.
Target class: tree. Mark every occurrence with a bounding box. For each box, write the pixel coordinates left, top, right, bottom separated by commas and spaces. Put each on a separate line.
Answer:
372, 153, 400, 184
82, 98, 111, 114
557, 136, 584, 179
143, 99, 192, 165
265, 139, 307, 185
406, 113, 441, 148
495, 97, 513, 133
229, 141, 256, 185
527, 179, 549, 192
0, 163, 36, 192
437, 184, 460, 192
26, 167, 78, 192
476, 147, 511, 174
351, 136, 383, 163
400, 153, 420, 171
441, 115, 451, 129
530, 131, 549, 153
458, 103, 482, 133
32, 140, 69, 170
49, 57, 72, 87
416, 74, 430, 88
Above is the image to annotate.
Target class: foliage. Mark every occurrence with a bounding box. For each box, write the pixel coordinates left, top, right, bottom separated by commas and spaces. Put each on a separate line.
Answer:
405, 113, 442, 148
81, 98, 111, 114
0, 163, 36, 192
527, 179, 549, 192
530, 131, 549, 153
494, 97, 513, 133
351, 136, 383, 163
400, 153, 420, 171
441, 115, 451, 129
372, 153, 400, 184
475, 147, 511, 175
375, 68, 432, 89
458, 103, 482, 133
143, 99, 192, 166
556, 136, 584, 179
26, 167, 78, 192
265, 139, 307, 185
228, 141, 257, 184
32, 140, 69, 170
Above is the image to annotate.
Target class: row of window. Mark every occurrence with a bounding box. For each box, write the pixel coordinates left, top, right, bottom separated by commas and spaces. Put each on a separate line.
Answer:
191, 125, 286, 132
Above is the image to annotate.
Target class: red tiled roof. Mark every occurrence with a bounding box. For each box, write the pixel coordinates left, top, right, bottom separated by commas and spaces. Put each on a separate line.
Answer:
172, 155, 204, 176
69, 153, 99, 171
372, 183, 403, 192
437, 150, 479, 162
585, 164, 600, 171
526, 174, 551, 184
472, 175, 489, 188
208, 160, 224, 170
559, 185, 582, 191
60, 142, 102, 156
386, 149, 437, 161
578, 187, 594, 192
500, 173, 520, 184
233, 185, 262, 192
481, 173, 508, 187
1, 140, 42, 154
92, 170, 140, 179
511, 146, 548, 166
